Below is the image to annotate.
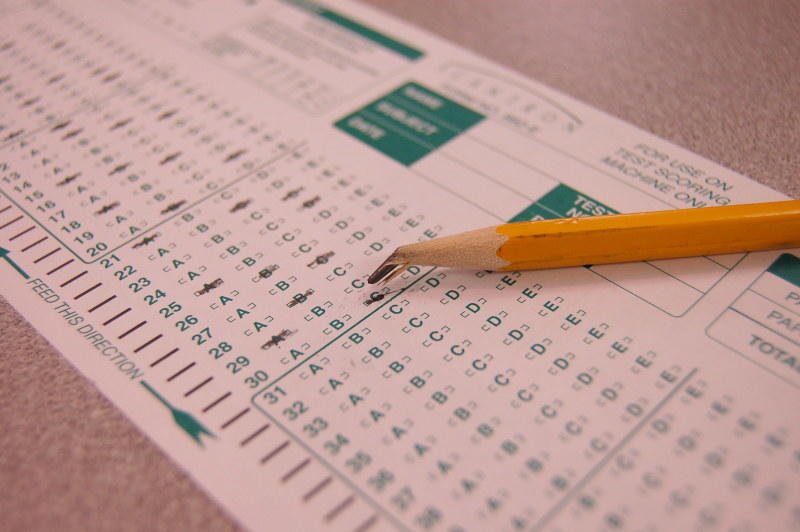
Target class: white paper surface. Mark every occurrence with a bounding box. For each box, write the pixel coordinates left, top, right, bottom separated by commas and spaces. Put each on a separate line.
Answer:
1, 1, 798, 530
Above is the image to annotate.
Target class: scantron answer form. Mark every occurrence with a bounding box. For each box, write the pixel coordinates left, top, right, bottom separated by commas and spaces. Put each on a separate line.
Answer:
1, 1, 799, 530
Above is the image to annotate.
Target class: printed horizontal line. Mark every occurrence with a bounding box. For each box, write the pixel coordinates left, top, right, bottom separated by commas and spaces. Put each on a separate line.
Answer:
133, 333, 163, 353
303, 476, 332, 502
102, 307, 132, 326
0, 215, 23, 230
240, 423, 271, 447
33, 247, 61, 263
73, 282, 102, 300
59, 270, 88, 287
259, 440, 289, 464
167, 362, 195, 382
201, 392, 231, 413
184, 376, 213, 397
354, 514, 379, 532
117, 320, 147, 339
46, 258, 74, 275
220, 407, 250, 429
88, 295, 116, 313
9, 225, 35, 240
281, 458, 311, 483
324, 495, 355, 523
150, 347, 179, 368
20, 236, 48, 252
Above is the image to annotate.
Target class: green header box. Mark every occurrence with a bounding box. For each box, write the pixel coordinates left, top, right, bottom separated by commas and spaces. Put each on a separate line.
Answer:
335, 81, 484, 166
284, 0, 424, 60
359, 100, 455, 149
507, 203, 558, 222
508, 184, 618, 222
767, 253, 800, 288
335, 113, 430, 166
394, 82, 484, 131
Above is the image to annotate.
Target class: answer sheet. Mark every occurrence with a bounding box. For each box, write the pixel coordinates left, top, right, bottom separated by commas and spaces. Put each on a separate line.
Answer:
1, 1, 798, 530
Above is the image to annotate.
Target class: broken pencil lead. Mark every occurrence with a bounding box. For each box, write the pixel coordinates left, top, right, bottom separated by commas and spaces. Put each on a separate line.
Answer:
281, 187, 303, 201
258, 264, 279, 279
160, 200, 186, 214
110, 117, 132, 130
94, 201, 119, 215
4, 129, 24, 141
157, 109, 178, 121
109, 162, 131, 175
102, 72, 120, 83
364, 292, 387, 305
194, 278, 223, 296
132, 233, 160, 248
56, 172, 80, 186
61, 128, 82, 140
229, 199, 252, 213
50, 120, 70, 132
261, 328, 293, 349
159, 152, 181, 165
224, 149, 246, 162
363, 287, 402, 306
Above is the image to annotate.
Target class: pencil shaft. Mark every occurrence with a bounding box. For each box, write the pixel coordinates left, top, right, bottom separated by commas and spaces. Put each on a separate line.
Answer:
375, 200, 800, 280
496, 200, 800, 270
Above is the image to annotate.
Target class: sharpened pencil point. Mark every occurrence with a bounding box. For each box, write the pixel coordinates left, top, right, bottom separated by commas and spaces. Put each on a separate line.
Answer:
367, 263, 396, 284
367, 251, 410, 284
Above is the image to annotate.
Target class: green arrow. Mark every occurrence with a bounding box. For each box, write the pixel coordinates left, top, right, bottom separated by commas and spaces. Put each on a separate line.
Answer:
0, 247, 29, 279
141, 380, 215, 447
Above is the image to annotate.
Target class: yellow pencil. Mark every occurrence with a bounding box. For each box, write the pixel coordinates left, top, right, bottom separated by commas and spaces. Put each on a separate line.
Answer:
367, 200, 800, 284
